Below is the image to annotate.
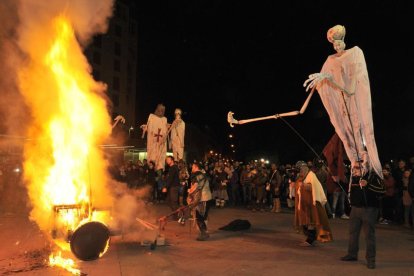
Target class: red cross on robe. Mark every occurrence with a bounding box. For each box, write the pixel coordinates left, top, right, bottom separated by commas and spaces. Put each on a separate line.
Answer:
154, 128, 163, 142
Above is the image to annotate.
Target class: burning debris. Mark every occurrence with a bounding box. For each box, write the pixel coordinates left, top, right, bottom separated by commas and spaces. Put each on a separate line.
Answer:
49, 252, 82, 275
70, 221, 110, 261
0, 0, 118, 274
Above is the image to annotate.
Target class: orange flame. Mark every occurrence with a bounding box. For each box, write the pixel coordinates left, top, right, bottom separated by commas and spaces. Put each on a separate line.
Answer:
18, 14, 114, 272
20, 14, 113, 231
99, 238, 111, 258
49, 252, 81, 275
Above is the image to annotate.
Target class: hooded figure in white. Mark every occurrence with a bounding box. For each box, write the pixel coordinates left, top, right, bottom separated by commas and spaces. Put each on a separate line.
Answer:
304, 25, 382, 178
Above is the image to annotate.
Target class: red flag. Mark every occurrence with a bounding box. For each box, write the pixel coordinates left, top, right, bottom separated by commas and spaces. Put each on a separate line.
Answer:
323, 133, 346, 184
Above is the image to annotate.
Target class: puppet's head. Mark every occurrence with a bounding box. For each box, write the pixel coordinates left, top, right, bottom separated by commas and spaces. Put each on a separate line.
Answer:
154, 104, 165, 118
327, 25, 346, 53
174, 108, 182, 119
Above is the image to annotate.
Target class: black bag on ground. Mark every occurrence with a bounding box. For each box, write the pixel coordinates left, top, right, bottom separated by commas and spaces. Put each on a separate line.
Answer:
219, 219, 251, 231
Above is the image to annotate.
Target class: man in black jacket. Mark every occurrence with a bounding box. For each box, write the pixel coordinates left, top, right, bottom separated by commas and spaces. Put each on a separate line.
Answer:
341, 161, 379, 269
165, 156, 180, 212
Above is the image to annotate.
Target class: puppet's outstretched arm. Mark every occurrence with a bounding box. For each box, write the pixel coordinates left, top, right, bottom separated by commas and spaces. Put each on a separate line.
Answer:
228, 87, 315, 127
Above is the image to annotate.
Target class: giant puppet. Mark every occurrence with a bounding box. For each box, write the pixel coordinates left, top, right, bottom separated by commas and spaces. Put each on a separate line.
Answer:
141, 104, 168, 171
228, 25, 382, 178
169, 108, 185, 161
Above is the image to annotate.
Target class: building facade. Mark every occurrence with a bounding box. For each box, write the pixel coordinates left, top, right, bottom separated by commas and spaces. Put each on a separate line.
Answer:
85, 0, 137, 128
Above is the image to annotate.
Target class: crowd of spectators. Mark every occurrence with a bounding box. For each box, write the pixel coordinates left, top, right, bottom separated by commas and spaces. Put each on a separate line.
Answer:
110, 155, 414, 229
1, 148, 413, 229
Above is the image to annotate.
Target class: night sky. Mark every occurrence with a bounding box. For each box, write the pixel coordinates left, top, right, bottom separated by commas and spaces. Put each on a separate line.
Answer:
134, 0, 413, 163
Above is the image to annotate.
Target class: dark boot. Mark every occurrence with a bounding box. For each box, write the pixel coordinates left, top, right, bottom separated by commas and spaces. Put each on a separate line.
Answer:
196, 230, 210, 241
196, 216, 209, 241
306, 229, 316, 244
302, 226, 316, 245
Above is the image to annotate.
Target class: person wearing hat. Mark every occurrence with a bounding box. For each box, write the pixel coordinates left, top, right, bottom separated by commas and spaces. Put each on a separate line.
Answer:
294, 161, 333, 246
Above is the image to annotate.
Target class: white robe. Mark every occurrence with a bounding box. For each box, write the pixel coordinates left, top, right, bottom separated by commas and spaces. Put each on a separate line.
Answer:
318, 46, 383, 178
297, 171, 327, 211
146, 114, 168, 171
169, 118, 185, 160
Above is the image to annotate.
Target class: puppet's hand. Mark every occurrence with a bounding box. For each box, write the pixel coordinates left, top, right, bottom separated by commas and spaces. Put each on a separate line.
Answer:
140, 124, 147, 138
303, 73, 332, 92
114, 115, 126, 124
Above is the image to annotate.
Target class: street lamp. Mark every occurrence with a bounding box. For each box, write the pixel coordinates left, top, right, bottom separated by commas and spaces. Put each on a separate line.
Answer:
129, 126, 134, 138
229, 134, 233, 138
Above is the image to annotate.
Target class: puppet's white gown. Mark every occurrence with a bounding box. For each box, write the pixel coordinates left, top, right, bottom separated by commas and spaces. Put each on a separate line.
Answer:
317, 46, 382, 177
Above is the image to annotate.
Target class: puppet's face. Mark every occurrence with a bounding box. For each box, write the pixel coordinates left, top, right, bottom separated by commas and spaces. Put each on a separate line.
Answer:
333, 40, 345, 54
155, 104, 165, 117
174, 108, 182, 119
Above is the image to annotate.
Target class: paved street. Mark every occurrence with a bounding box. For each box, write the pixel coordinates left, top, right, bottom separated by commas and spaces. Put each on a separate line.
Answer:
1, 200, 413, 276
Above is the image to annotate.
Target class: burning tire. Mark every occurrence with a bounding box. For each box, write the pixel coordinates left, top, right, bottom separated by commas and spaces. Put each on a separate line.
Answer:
70, 221, 110, 261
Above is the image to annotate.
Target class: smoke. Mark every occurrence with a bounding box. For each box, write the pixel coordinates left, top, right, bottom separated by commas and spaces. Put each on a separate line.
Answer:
16, 0, 114, 49
109, 183, 157, 240
0, 1, 27, 136
0, 0, 114, 136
